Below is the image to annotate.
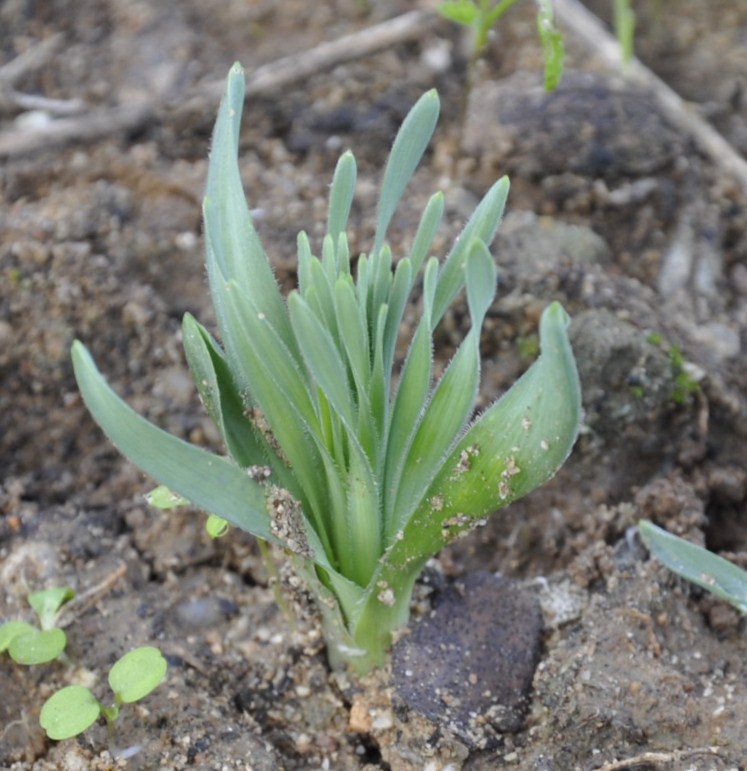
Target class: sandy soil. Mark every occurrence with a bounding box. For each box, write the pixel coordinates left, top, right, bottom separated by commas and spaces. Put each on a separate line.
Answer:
2, 1, 747, 769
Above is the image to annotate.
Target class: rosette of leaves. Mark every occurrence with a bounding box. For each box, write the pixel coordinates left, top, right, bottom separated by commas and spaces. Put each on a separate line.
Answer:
71, 64, 581, 672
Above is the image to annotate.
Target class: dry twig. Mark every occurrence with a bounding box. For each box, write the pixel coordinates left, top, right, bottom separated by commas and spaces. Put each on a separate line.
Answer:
596, 746, 721, 770
0, 10, 435, 160
554, 0, 747, 192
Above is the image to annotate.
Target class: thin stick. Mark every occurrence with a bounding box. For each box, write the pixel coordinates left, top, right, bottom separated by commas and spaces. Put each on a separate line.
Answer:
0, 10, 436, 160
0, 34, 64, 86
58, 562, 128, 628
554, 0, 747, 192
203, 9, 435, 103
597, 746, 721, 770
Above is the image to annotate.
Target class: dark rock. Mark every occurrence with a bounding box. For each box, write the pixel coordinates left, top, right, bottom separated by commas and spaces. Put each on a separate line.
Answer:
391, 572, 543, 747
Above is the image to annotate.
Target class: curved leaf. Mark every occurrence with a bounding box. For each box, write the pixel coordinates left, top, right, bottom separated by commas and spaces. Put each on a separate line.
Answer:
639, 520, 747, 614
384, 301, 580, 569
373, 90, 440, 254
71, 342, 275, 542
109, 646, 168, 703
41, 686, 101, 740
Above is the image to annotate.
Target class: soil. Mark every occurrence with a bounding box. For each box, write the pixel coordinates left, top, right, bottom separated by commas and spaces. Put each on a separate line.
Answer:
2, 1, 747, 769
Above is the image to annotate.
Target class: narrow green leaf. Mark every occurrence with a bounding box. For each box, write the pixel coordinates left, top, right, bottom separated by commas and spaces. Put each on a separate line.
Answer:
40, 686, 101, 740
307, 257, 340, 342
432, 176, 509, 326
182, 315, 297, 492
383, 318, 432, 530
344, 448, 383, 586
373, 90, 440, 255
383, 301, 580, 567
109, 646, 168, 703
217, 282, 328, 533
328, 150, 357, 246
537, 0, 564, 91
369, 304, 389, 438
203, 65, 294, 355
71, 342, 275, 541
334, 276, 371, 395
391, 325, 480, 530
639, 520, 747, 614
422, 256, 439, 327
464, 239, 497, 325
297, 231, 314, 298
336, 231, 351, 277
288, 292, 356, 428
368, 245, 393, 339
382, 257, 413, 376
409, 192, 444, 277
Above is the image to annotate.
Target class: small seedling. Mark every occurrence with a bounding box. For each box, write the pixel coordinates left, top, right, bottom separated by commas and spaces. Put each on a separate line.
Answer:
646, 333, 701, 405
613, 0, 635, 64
639, 520, 747, 615
71, 65, 581, 672
0, 587, 74, 665
438, 0, 634, 91
39, 646, 168, 741
438, 0, 564, 91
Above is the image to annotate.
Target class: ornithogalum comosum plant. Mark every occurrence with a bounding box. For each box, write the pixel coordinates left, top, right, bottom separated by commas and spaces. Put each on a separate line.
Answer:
71, 64, 581, 673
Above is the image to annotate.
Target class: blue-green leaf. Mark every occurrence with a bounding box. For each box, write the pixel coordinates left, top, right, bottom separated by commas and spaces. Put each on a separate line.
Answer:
383, 301, 580, 566
182, 314, 290, 482
288, 292, 356, 428
328, 150, 357, 247
409, 192, 444, 277
639, 520, 747, 614
432, 176, 509, 326
71, 342, 275, 541
204, 63, 295, 357
373, 90, 440, 255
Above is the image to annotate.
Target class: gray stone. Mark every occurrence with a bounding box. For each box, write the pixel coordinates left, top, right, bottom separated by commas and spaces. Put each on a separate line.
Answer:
391, 572, 543, 747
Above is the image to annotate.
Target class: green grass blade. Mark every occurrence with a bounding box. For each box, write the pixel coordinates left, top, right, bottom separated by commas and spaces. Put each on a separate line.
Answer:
373, 90, 440, 255
182, 315, 296, 491
383, 301, 580, 566
334, 276, 371, 396
204, 64, 295, 355
344, 447, 383, 586
639, 520, 747, 614
383, 318, 432, 526
409, 192, 444, 277
297, 231, 314, 298
391, 325, 480, 531
328, 150, 357, 247
432, 176, 509, 326
382, 257, 413, 377
288, 292, 356, 428
71, 342, 275, 541
464, 239, 497, 324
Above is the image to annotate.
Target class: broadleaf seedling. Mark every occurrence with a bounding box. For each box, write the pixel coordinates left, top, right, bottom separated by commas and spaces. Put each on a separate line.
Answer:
0, 587, 74, 665
71, 64, 581, 672
39, 646, 168, 741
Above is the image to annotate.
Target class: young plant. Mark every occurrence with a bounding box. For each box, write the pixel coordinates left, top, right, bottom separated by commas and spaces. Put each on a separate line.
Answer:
71, 64, 581, 672
0, 587, 74, 665
438, 0, 564, 91
639, 520, 747, 615
39, 646, 168, 741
